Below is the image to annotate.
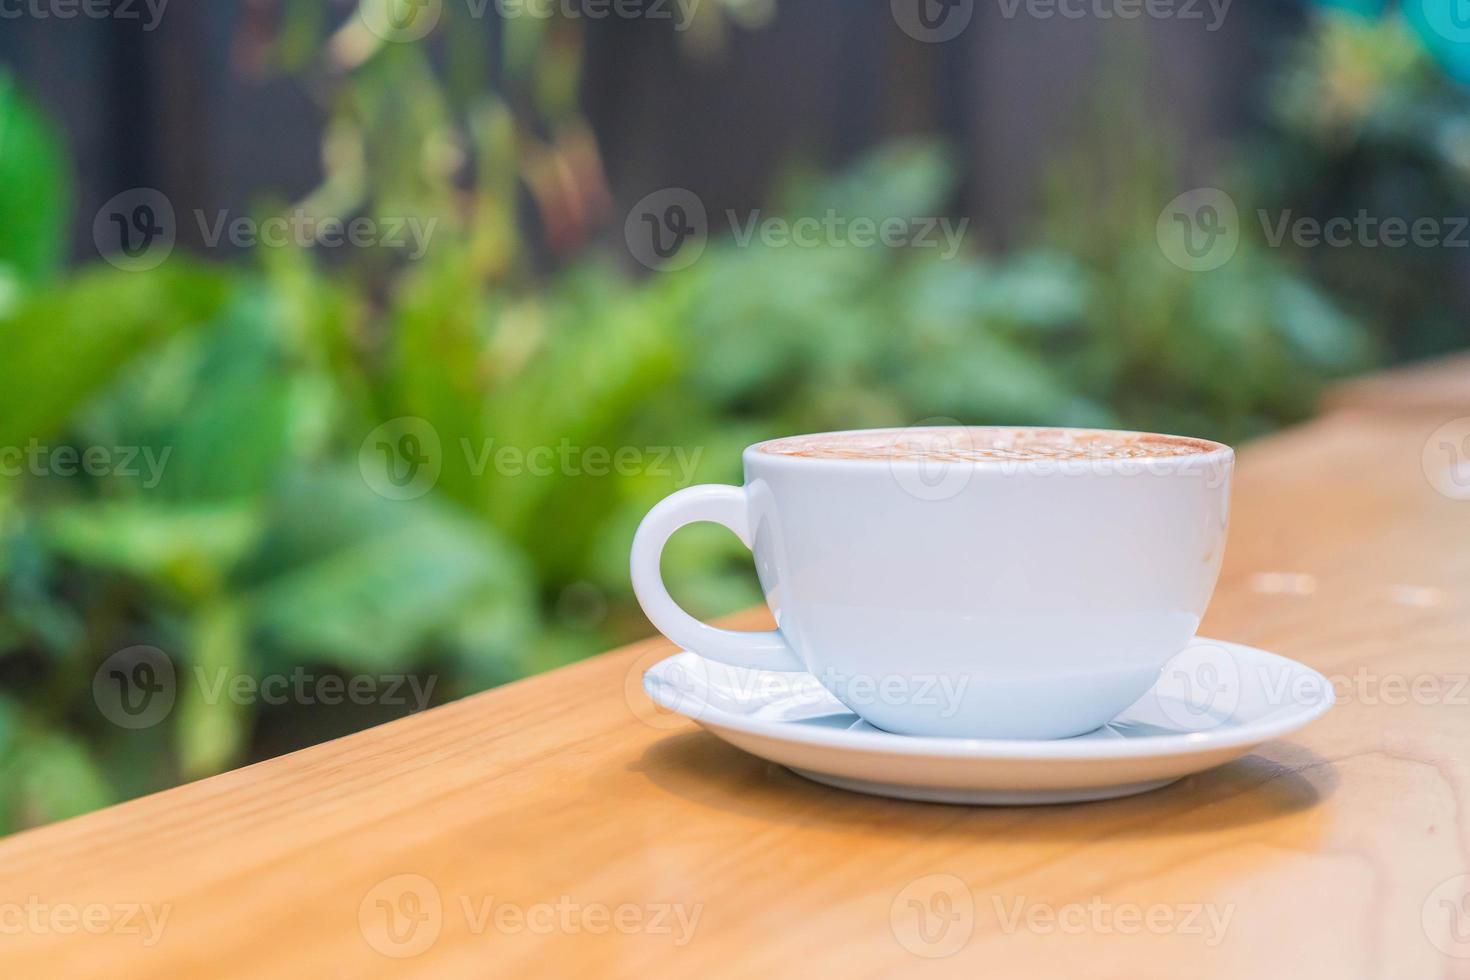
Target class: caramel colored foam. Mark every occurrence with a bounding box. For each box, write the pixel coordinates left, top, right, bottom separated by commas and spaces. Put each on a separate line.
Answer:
758, 428, 1217, 462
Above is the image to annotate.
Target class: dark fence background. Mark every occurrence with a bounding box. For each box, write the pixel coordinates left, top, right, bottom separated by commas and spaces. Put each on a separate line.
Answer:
2, 0, 1303, 263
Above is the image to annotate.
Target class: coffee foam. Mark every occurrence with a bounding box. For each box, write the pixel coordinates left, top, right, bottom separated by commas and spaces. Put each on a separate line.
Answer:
758, 427, 1217, 462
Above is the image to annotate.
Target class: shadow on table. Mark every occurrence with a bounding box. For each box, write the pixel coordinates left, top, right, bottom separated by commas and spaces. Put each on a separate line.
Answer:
628, 731, 1337, 841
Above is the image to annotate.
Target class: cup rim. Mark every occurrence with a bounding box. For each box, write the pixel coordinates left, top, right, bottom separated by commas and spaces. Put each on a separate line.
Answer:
745, 425, 1233, 471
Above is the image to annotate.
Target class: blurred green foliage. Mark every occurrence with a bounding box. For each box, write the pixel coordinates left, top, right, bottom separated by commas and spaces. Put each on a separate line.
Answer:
0, 5, 1393, 832
1256, 4, 1470, 358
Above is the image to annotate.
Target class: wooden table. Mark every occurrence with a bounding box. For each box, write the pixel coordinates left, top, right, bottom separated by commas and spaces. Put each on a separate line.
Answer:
1321, 350, 1470, 415
5, 386, 1470, 977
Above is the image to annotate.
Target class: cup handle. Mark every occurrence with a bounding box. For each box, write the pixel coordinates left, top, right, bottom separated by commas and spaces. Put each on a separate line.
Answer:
631, 484, 804, 671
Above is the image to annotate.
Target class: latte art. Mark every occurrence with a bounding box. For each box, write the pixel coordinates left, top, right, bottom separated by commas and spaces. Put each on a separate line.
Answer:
758, 427, 1216, 462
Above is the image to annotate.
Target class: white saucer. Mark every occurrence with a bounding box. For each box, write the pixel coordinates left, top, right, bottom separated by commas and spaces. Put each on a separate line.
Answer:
643, 637, 1334, 805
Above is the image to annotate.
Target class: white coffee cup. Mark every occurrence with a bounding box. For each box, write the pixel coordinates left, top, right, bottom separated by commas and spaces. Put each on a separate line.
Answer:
631, 426, 1233, 739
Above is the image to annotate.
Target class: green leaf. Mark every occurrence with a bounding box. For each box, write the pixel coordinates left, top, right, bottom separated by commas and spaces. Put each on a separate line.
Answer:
440, 585, 539, 691
974, 251, 1092, 330
383, 253, 495, 509
148, 301, 302, 502
481, 263, 682, 538
72, 288, 319, 503
0, 695, 18, 758
896, 330, 1108, 425
41, 501, 261, 599
0, 519, 85, 657
247, 470, 535, 673
1270, 273, 1375, 372
0, 263, 233, 451
0, 72, 68, 286
176, 601, 250, 778
4, 730, 114, 828
787, 139, 960, 225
